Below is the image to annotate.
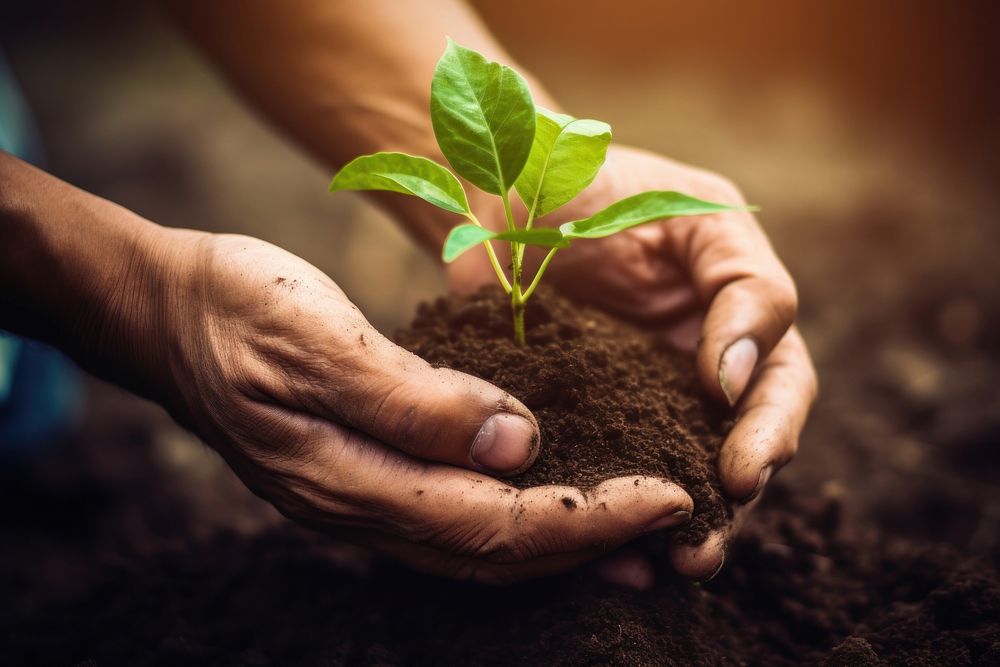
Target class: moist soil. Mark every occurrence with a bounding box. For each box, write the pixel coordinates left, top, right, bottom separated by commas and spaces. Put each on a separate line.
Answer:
2, 472, 997, 666
394, 286, 732, 545
2, 284, 998, 665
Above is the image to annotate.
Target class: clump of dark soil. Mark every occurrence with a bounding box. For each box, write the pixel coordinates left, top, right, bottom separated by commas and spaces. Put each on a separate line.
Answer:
395, 286, 732, 545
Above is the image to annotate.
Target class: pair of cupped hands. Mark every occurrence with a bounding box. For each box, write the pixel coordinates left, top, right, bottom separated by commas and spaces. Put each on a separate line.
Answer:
151, 146, 816, 586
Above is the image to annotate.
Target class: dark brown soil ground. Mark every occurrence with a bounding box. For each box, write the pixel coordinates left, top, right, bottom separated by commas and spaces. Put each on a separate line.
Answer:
2, 278, 998, 665
395, 286, 732, 545
2, 463, 997, 666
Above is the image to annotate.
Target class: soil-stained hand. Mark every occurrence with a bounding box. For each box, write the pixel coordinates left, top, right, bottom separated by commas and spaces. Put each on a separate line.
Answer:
449, 145, 818, 582
147, 232, 693, 582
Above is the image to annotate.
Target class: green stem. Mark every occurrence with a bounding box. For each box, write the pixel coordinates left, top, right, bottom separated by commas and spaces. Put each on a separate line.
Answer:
521, 247, 559, 302
516, 205, 536, 266
510, 244, 526, 346
511, 284, 526, 346
501, 190, 526, 346
467, 214, 511, 294
501, 191, 517, 233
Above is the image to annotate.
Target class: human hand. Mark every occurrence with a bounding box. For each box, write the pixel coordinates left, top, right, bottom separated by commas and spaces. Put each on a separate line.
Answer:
449, 145, 818, 583
120, 230, 695, 582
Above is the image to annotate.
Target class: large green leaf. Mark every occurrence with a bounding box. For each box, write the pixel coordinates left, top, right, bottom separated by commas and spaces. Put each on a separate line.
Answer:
514, 107, 611, 218
329, 152, 470, 215
559, 191, 743, 239
431, 39, 536, 195
442, 224, 568, 263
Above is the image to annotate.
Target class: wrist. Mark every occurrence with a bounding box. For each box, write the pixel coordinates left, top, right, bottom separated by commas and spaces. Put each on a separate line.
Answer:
84, 220, 206, 406
0, 154, 207, 403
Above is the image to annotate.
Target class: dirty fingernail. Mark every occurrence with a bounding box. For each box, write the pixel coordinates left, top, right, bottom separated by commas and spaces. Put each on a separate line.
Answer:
644, 510, 692, 533
742, 465, 773, 504
719, 337, 759, 406
471, 413, 536, 474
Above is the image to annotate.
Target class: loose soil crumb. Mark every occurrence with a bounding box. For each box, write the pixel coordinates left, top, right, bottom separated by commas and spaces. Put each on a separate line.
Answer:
396, 286, 732, 544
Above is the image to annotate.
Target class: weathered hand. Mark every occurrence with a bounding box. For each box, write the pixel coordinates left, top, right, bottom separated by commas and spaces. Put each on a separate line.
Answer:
140, 231, 693, 582
450, 145, 817, 583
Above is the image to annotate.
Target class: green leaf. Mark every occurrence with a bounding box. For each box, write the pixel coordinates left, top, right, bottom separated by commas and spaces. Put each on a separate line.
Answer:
442, 224, 495, 262
515, 107, 611, 218
431, 39, 536, 195
560, 191, 744, 239
442, 191, 749, 263
442, 224, 568, 263
329, 152, 470, 215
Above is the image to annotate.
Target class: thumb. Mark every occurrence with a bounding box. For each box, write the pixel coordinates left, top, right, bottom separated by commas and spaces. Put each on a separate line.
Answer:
678, 208, 797, 406
316, 318, 540, 475
697, 272, 797, 406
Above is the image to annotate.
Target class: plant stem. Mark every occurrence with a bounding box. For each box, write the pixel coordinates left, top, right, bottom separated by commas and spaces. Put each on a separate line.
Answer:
516, 205, 536, 266
511, 284, 526, 346
522, 247, 559, 301
501, 191, 526, 346
510, 244, 526, 345
484, 240, 512, 294
501, 191, 517, 233
467, 214, 511, 294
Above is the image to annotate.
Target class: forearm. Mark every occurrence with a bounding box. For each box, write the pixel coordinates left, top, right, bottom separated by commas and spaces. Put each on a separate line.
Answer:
0, 152, 193, 399
162, 0, 558, 250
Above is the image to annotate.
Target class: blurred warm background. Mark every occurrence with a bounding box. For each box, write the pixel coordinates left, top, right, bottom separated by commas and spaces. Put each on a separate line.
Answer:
1, 0, 998, 625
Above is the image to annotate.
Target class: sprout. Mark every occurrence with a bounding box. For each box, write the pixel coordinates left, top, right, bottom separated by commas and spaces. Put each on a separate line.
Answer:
331, 40, 746, 345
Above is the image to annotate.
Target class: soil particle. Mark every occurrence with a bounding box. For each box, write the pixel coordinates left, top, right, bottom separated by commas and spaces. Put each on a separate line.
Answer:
822, 637, 885, 666
396, 286, 732, 544
561, 496, 577, 510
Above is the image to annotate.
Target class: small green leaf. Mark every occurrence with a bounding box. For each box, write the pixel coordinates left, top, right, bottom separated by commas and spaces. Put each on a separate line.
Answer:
431, 39, 536, 195
515, 107, 611, 218
560, 191, 744, 239
442, 224, 568, 263
330, 152, 470, 215
442, 224, 495, 262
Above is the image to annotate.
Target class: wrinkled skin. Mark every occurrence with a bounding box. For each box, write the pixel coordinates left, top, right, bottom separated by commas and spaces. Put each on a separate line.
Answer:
449, 146, 818, 584
148, 231, 695, 583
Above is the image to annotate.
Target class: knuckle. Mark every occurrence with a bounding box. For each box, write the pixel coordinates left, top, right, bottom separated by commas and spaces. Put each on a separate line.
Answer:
474, 513, 547, 565
761, 275, 799, 327
476, 523, 529, 564
369, 381, 434, 456
698, 172, 745, 205
389, 399, 432, 455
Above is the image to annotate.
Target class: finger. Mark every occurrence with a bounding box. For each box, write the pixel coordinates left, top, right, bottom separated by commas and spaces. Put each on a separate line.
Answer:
396, 473, 694, 566
659, 312, 703, 354
271, 298, 540, 475
594, 549, 656, 590
279, 423, 695, 579
668, 490, 765, 580
669, 529, 727, 581
717, 328, 817, 502
670, 206, 798, 406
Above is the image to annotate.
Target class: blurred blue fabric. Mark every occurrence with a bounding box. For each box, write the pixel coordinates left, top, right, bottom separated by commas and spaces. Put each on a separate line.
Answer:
0, 48, 83, 456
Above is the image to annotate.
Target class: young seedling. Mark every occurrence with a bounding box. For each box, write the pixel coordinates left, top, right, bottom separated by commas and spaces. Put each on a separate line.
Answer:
331, 40, 746, 345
